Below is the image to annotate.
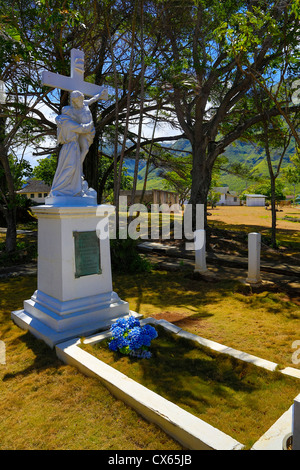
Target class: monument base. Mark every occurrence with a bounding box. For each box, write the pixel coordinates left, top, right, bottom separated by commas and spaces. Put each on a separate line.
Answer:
11, 202, 133, 348
11, 308, 140, 349
45, 193, 97, 207
245, 277, 262, 286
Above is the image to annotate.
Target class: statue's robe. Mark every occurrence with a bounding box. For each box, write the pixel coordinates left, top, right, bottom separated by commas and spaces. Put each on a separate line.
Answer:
50, 107, 92, 197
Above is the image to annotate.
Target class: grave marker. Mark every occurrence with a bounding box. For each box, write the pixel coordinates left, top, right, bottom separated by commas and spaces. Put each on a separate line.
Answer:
194, 229, 208, 274
11, 49, 133, 348
246, 232, 261, 285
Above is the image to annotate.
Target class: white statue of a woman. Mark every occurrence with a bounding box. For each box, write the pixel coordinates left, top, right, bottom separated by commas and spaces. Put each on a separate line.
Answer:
49, 90, 103, 198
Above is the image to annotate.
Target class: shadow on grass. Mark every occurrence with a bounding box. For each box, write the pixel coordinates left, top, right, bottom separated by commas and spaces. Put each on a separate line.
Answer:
94, 325, 295, 438
141, 327, 259, 396
115, 270, 240, 312
113, 270, 300, 331
2, 331, 62, 382
237, 291, 300, 319
209, 220, 300, 250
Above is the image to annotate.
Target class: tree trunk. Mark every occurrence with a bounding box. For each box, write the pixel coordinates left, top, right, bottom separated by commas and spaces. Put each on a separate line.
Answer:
140, 155, 151, 204
0, 126, 18, 253
189, 146, 212, 231
98, 158, 114, 203
270, 174, 277, 248
4, 206, 17, 253
130, 0, 145, 208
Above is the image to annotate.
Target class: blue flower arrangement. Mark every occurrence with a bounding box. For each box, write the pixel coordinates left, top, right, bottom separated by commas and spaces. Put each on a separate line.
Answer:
108, 316, 158, 359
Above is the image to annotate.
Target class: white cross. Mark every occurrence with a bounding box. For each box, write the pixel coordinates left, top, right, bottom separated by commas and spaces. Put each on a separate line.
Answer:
42, 48, 108, 99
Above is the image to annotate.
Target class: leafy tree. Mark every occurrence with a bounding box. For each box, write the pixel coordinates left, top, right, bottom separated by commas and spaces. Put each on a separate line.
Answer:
282, 158, 300, 199
148, 0, 300, 228
0, 152, 33, 246
11, 1, 173, 206
98, 156, 133, 202
0, 4, 44, 252
248, 75, 300, 246
246, 181, 286, 205
32, 155, 57, 186
219, 160, 260, 187
145, 143, 192, 204
207, 190, 220, 209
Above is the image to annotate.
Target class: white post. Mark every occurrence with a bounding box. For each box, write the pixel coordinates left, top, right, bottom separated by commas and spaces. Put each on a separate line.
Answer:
246, 232, 261, 284
293, 393, 300, 450
194, 229, 208, 274
185, 204, 204, 251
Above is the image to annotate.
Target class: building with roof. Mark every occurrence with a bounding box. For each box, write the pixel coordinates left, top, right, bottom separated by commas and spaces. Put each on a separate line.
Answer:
245, 194, 266, 207
17, 180, 51, 204
119, 189, 180, 211
213, 186, 240, 206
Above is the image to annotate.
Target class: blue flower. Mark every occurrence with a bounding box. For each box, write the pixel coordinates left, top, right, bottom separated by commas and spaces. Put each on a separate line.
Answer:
129, 349, 152, 359
142, 334, 152, 347
140, 350, 152, 359
108, 339, 119, 352
142, 324, 158, 340
115, 336, 129, 349
127, 328, 143, 350
108, 318, 157, 358
112, 318, 128, 330
110, 326, 123, 338
127, 316, 140, 329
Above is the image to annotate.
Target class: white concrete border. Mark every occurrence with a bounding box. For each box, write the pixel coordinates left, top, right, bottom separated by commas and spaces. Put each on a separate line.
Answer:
56, 340, 244, 450
55, 317, 300, 451
251, 405, 293, 450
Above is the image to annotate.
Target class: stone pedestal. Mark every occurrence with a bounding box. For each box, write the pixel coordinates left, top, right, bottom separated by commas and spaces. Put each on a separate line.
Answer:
11, 203, 130, 347
246, 232, 261, 285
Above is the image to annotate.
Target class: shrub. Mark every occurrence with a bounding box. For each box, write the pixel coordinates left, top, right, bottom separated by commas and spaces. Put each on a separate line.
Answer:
110, 237, 151, 274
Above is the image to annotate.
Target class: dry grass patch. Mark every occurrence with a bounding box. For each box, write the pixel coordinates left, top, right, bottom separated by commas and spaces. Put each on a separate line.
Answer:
0, 275, 183, 450
207, 205, 300, 259
82, 325, 300, 450
1, 268, 299, 450
208, 205, 300, 232
112, 271, 300, 369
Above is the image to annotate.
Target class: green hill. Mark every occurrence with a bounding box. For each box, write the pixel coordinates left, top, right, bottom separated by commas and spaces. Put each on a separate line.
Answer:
124, 138, 300, 196
221, 139, 299, 194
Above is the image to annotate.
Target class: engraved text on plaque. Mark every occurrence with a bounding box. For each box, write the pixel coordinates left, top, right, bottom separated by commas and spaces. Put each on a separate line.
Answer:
73, 231, 101, 278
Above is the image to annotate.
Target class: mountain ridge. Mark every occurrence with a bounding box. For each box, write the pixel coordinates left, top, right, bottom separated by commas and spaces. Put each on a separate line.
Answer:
124, 138, 299, 195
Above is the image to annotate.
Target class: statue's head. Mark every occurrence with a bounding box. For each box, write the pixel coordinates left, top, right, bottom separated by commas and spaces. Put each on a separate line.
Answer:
70, 90, 84, 109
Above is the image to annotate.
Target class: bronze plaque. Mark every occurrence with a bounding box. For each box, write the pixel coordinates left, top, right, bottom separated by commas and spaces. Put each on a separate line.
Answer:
73, 231, 101, 278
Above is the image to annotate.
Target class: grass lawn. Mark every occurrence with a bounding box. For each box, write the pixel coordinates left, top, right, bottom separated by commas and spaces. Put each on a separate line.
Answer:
0, 208, 299, 450
0, 269, 299, 450
113, 270, 300, 369
208, 205, 300, 233
0, 276, 183, 450
208, 205, 300, 256
82, 325, 300, 450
